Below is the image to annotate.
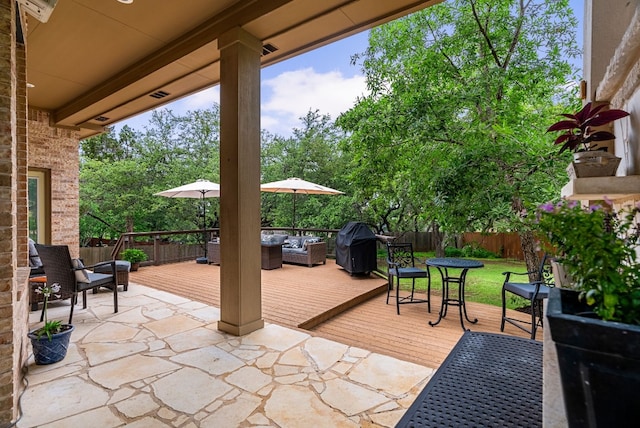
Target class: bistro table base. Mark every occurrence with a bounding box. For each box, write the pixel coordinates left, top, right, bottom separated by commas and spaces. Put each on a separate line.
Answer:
427, 258, 484, 330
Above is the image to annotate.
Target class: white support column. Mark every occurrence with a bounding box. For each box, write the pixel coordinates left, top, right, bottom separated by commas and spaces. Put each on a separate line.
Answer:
217, 27, 264, 336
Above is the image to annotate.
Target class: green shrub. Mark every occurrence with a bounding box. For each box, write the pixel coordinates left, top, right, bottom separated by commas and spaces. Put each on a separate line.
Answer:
121, 248, 148, 264
463, 245, 498, 259
445, 247, 464, 257
445, 244, 498, 259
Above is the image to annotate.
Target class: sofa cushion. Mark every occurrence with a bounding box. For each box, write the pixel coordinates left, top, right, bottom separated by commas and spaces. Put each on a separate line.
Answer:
261, 234, 288, 245
282, 247, 306, 254
288, 238, 302, 249
302, 237, 321, 250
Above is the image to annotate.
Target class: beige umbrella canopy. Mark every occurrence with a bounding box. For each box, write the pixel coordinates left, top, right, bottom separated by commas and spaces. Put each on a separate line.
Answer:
154, 179, 220, 199
154, 179, 220, 261
260, 177, 344, 230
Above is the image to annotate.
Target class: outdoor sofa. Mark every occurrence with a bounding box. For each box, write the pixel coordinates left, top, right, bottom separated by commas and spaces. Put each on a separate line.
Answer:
261, 233, 327, 267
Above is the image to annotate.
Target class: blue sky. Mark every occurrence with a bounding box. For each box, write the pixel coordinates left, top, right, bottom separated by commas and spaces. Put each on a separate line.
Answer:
116, 0, 583, 137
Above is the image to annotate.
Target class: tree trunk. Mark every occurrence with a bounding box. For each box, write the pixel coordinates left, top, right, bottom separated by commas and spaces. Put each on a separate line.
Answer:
519, 229, 539, 281
126, 217, 134, 233
432, 221, 446, 257
511, 196, 539, 280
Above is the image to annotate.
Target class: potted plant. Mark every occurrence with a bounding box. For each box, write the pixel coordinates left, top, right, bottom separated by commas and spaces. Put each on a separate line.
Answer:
536, 199, 640, 427
120, 248, 148, 271
547, 102, 629, 178
27, 282, 74, 365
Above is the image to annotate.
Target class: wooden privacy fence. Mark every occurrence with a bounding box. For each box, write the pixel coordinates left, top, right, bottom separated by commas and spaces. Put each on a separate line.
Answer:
461, 232, 524, 260
372, 231, 524, 260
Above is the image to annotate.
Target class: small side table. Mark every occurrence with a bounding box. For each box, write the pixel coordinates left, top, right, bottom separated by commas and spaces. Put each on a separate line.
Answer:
426, 258, 484, 330
29, 275, 47, 312
29, 275, 73, 315
208, 241, 283, 270
207, 241, 221, 265
261, 244, 283, 270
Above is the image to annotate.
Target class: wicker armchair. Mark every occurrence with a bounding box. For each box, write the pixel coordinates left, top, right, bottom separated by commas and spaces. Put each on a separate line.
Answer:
35, 244, 118, 324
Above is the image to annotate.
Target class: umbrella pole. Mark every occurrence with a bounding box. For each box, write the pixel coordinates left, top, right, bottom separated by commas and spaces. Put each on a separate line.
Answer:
202, 192, 208, 259
292, 190, 297, 234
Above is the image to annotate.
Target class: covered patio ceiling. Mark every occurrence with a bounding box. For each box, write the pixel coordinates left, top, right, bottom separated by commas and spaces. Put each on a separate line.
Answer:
23, 0, 443, 139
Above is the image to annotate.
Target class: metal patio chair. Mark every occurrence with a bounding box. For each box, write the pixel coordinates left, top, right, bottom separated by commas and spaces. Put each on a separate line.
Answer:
386, 242, 431, 315
501, 253, 555, 339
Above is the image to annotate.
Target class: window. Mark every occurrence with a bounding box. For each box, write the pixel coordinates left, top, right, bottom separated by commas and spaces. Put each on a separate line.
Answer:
28, 169, 50, 243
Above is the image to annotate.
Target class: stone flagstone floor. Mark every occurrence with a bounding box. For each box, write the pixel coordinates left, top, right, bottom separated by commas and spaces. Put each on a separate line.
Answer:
18, 284, 434, 427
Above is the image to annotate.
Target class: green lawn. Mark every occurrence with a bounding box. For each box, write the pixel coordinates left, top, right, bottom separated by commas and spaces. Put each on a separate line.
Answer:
378, 252, 529, 310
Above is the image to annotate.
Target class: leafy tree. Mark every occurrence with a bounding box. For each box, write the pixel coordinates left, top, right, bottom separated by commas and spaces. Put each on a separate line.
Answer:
338, 0, 580, 262
80, 106, 223, 244
80, 124, 144, 162
261, 110, 354, 230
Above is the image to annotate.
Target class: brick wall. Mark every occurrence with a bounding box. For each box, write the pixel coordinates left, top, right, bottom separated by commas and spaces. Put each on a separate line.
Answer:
0, 0, 19, 423
28, 109, 80, 256
12, 14, 29, 423
0, 1, 81, 423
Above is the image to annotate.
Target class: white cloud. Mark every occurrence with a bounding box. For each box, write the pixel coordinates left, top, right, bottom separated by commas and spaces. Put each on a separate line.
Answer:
181, 86, 220, 110
115, 68, 367, 137
261, 68, 367, 136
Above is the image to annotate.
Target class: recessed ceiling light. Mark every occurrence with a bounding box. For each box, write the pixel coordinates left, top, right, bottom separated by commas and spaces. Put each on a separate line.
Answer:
117, 0, 133, 4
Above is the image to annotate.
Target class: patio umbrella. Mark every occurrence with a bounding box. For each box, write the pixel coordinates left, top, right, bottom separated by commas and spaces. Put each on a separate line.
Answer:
154, 179, 220, 261
260, 177, 344, 230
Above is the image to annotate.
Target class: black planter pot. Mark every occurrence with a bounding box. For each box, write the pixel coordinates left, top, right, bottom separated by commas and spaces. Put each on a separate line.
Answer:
28, 324, 74, 365
547, 288, 640, 428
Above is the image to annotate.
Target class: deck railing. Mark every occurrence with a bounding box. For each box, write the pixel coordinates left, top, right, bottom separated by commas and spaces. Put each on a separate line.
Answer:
80, 229, 528, 268
80, 228, 345, 267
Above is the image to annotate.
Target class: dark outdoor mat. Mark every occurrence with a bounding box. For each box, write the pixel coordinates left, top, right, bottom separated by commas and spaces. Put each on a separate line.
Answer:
396, 331, 542, 427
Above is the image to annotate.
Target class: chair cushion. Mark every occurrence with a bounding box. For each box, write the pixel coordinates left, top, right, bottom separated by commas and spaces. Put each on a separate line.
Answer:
504, 282, 551, 300
390, 267, 429, 279
76, 272, 114, 292
93, 260, 130, 273
72, 258, 91, 283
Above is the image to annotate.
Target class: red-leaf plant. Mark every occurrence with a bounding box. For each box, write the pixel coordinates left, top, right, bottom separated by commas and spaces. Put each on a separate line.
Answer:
547, 102, 630, 154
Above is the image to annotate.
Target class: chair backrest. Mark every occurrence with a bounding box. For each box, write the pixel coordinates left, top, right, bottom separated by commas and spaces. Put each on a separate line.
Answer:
387, 242, 417, 268
34, 244, 77, 296
536, 253, 555, 286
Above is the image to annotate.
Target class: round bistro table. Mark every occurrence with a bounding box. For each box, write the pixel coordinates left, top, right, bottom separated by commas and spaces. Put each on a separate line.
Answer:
426, 258, 484, 331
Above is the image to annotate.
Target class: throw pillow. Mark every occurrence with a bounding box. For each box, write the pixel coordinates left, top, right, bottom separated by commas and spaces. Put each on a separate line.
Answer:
289, 239, 301, 249
273, 234, 288, 245
303, 237, 321, 250
72, 258, 91, 283
28, 238, 43, 268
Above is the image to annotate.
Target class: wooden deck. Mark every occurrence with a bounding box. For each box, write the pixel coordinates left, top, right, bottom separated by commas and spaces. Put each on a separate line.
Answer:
129, 259, 537, 368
